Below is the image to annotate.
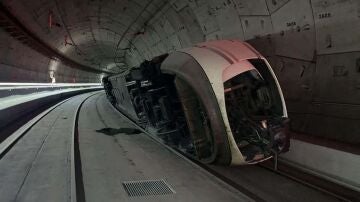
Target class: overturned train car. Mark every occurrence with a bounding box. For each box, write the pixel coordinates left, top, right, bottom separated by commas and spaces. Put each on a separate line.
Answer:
103, 40, 290, 165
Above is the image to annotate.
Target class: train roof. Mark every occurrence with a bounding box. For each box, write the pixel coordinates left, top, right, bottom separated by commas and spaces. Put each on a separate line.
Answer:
195, 40, 262, 63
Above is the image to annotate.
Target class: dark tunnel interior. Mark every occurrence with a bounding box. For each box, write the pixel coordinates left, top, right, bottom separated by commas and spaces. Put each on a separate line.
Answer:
0, 0, 359, 200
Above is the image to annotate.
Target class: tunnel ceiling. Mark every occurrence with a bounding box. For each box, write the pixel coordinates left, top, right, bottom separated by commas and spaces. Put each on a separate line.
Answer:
1, 0, 359, 74
0, 1, 359, 153
1, 0, 167, 73
0, 0, 359, 76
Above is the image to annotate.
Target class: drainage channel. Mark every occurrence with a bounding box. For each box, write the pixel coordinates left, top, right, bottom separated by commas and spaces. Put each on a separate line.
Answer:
71, 92, 101, 202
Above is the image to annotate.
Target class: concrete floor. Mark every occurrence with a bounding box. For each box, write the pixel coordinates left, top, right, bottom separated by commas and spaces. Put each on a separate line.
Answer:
78, 93, 251, 202
0, 93, 93, 202
0, 92, 345, 202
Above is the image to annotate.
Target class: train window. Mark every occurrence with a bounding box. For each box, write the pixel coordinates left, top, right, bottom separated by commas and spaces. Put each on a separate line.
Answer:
248, 59, 283, 116
224, 67, 285, 162
224, 69, 274, 118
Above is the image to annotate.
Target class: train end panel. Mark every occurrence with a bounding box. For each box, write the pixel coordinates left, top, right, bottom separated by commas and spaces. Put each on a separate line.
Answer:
179, 40, 289, 165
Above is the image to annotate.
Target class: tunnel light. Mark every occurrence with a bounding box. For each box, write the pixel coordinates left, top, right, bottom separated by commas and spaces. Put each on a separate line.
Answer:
48, 59, 59, 83
100, 74, 105, 84
49, 70, 56, 83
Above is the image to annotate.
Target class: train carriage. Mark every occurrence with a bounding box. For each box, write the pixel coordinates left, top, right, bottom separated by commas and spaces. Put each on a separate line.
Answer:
103, 40, 290, 165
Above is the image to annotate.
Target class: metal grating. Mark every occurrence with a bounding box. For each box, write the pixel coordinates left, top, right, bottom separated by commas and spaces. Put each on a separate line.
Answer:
122, 179, 175, 197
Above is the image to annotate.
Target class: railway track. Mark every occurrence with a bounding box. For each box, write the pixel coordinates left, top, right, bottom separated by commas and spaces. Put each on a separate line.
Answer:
0, 92, 100, 202
107, 95, 358, 202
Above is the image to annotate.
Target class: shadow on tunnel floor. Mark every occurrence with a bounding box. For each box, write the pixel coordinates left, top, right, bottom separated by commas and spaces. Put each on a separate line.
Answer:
96, 128, 142, 136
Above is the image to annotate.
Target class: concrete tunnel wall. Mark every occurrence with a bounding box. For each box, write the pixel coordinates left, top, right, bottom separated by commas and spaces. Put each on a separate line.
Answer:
124, 0, 360, 146
0, 0, 359, 146
0, 29, 100, 83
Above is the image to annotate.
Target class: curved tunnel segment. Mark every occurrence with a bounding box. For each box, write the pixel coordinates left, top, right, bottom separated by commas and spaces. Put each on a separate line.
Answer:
0, 0, 359, 198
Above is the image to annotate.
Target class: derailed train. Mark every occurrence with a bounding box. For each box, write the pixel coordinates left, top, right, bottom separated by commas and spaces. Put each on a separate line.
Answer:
103, 40, 290, 165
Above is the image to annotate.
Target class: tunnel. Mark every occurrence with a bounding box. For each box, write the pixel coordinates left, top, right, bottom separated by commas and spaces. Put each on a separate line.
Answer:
0, 0, 359, 201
